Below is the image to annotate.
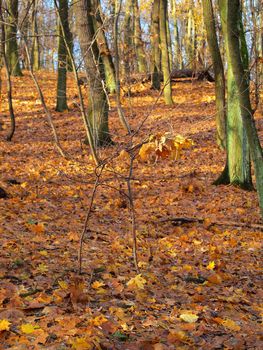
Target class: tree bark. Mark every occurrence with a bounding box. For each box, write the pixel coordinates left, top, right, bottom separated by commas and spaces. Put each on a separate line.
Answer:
31, 0, 40, 71
133, 0, 147, 74
202, 0, 226, 149
159, 0, 173, 105
74, 0, 112, 147
227, 0, 263, 218
122, 0, 133, 78
93, 0, 116, 93
150, 0, 161, 90
217, 0, 252, 189
5, 0, 22, 76
56, 0, 69, 112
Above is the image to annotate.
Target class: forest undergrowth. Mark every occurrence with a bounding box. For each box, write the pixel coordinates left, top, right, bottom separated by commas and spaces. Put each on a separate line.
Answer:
0, 71, 262, 349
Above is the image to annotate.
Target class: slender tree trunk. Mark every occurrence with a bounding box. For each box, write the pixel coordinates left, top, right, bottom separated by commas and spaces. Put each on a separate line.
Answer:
0, 0, 15, 140
166, 13, 173, 71
113, 0, 131, 133
93, 0, 116, 93
31, 0, 40, 71
133, 0, 147, 74
159, 0, 173, 105
227, 0, 263, 218
56, 0, 69, 112
186, 2, 196, 69
5, 0, 22, 76
217, 0, 252, 189
74, 0, 112, 147
151, 0, 161, 90
122, 0, 133, 78
202, 0, 226, 149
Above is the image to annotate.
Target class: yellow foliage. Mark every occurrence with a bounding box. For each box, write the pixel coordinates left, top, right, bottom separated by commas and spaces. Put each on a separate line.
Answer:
91, 281, 105, 289
138, 133, 193, 162
179, 313, 199, 323
221, 318, 241, 331
207, 261, 215, 270
127, 274, 147, 290
21, 323, 40, 334
0, 319, 11, 331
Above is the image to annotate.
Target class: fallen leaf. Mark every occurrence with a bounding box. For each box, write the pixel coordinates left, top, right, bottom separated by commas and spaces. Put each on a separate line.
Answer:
179, 313, 199, 323
207, 261, 215, 270
21, 323, 40, 334
127, 274, 147, 290
0, 319, 11, 331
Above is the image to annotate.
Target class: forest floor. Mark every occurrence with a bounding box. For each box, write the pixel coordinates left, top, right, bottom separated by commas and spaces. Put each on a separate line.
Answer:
0, 71, 262, 349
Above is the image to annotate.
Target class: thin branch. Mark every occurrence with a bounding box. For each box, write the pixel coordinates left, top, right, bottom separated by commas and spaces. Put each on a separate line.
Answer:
78, 164, 105, 274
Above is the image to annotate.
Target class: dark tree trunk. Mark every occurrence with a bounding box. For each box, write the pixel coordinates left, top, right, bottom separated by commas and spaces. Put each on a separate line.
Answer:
6, 0, 22, 76
151, 0, 161, 90
56, 0, 69, 112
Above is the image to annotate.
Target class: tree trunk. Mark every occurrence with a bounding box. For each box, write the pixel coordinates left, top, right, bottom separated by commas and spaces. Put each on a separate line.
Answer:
159, 0, 173, 105
93, 0, 116, 93
186, 1, 196, 69
74, 0, 112, 147
5, 0, 22, 76
122, 0, 133, 78
150, 0, 161, 90
31, 0, 40, 71
227, 0, 263, 217
56, 0, 69, 112
133, 0, 147, 74
202, 0, 226, 149
217, 0, 252, 189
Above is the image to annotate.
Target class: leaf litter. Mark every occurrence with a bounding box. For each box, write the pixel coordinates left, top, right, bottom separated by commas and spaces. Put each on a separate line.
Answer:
0, 71, 262, 349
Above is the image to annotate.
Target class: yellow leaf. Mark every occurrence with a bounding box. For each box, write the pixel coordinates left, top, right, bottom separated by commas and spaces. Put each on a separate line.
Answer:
21, 323, 39, 334
207, 261, 215, 270
0, 319, 11, 331
71, 337, 92, 350
139, 143, 155, 162
127, 274, 147, 290
179, 313, 199, 323
222, 318, 241, 331
89, 315, 108, 326
39, 250, 48, 256
91, 281, 105, 289
21, 182, 28, 188
37, 263, 48, 273
58, 280, 68, 290
183, 264, 192, 272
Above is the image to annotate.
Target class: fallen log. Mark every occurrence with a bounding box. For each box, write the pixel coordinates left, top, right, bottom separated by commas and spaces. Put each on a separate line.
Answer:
158, 216, 263, 231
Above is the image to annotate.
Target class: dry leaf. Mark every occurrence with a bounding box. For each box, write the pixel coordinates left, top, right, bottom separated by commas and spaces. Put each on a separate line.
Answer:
0, 319, 11, 331
179, 313, 199, 323
127, 274, 147, 290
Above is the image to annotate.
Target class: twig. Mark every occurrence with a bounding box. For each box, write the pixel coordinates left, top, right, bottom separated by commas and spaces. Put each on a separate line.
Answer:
78, 164, 105, 274
20, 31, 66, 158
126, 153, 139, 274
